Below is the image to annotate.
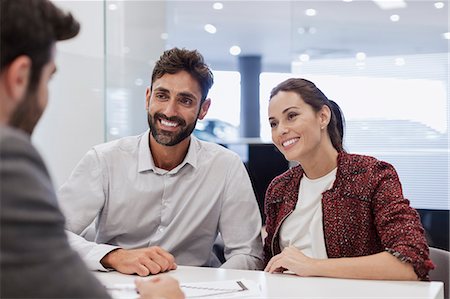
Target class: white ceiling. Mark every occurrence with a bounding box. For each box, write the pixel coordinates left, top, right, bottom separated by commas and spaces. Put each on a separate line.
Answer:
164, 0, 449, 71
116, 0, 449, 72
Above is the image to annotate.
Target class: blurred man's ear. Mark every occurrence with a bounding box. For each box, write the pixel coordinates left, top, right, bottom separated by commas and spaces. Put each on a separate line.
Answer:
198, 98, 211, 120
5, 56, 31, 104
145, 86, 151, 111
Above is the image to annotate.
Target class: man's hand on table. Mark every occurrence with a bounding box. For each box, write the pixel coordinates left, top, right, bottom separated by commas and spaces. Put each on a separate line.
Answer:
101, 246, 177, 276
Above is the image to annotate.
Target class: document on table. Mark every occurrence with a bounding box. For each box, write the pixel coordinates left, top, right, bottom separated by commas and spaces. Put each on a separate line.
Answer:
105, 279, 260, 299
105, 283, 138, 299
181, 279, 261, 298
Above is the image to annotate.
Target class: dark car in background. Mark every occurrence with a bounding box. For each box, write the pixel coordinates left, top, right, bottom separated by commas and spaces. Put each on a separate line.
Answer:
194, 119, 239, 143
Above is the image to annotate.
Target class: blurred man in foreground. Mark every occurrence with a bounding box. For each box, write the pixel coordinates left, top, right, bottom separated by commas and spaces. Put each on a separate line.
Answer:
0, 1, 183, 298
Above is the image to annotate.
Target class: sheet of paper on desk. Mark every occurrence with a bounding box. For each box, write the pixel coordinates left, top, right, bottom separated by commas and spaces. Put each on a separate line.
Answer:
181, 279, 261, 298
105, 279, 260, 299
105, 283, 139, 299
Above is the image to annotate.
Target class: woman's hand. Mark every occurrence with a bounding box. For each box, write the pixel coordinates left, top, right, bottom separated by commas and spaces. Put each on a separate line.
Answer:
265, 249, 419, 280
264, 246, 318, 276
135, 275, 185, 299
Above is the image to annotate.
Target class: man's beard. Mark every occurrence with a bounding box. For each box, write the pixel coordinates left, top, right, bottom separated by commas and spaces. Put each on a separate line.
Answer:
9, 88, 43, 135
148, 112, 198, 146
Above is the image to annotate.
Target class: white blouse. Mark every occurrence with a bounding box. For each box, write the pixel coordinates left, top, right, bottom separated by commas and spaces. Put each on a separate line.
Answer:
279, 167, 337, 259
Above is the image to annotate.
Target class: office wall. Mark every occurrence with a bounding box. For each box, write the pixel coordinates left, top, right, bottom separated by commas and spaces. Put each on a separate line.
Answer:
32, 1, 105, 188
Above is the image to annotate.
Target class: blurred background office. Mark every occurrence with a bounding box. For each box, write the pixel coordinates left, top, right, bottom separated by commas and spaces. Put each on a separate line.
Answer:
35, 0, 448, 250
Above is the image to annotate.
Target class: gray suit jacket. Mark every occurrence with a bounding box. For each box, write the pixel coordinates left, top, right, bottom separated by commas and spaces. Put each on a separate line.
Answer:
0, 126, 110, 298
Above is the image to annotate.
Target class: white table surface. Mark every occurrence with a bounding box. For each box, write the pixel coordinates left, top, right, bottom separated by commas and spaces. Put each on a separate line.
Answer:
95, 265, 444, 299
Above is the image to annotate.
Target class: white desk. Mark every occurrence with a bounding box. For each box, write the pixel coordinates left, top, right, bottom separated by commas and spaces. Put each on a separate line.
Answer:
95, 266, 444, 299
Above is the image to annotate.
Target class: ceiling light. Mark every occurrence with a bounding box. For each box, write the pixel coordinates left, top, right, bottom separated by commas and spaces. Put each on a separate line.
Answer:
134, 78, 143, 86
390, 14, 400, 22
160, 33, 169, 40
372, 0, 406, 10
305, 9, 317, 16
395, 57, 405, 66
213, 2, 223, 10
108, 3, 118, 10
109, 127, 119, 136
308, 27, 317, 34
443, 32, 450, 40
229, 46, 241, 56
356, 52, 366, 60
297, 27, 317, 34
299, 54, 310, 62
204, 24, 217, 34
343, 0, 353, 2
434, 2, 445, 9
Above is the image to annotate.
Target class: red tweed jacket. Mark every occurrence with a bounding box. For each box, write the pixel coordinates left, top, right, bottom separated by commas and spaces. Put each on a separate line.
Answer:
263, 152, 434, 280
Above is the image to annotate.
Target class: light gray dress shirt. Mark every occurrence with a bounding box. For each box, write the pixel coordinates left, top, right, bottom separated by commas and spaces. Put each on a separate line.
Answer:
58, 130, 263, 271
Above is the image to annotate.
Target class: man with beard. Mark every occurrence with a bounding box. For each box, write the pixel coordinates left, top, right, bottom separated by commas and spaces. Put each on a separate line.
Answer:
0, 1, 184, 298
58, 48, 264, 276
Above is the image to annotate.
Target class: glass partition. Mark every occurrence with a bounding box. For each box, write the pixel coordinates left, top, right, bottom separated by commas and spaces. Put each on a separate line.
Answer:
105, 0, 449, 247
105, 0, 166, 141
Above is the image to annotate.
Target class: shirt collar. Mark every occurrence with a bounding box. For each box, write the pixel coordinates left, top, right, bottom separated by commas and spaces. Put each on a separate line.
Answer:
138, 130, 199, 174
138, 130, 154, 172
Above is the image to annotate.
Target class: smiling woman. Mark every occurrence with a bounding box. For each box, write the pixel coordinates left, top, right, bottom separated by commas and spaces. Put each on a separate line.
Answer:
263, 78, 434, 281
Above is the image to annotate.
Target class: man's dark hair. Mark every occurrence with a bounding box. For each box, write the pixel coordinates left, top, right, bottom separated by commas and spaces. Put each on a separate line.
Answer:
0, 0, 80, 91
151, 48, 214, 102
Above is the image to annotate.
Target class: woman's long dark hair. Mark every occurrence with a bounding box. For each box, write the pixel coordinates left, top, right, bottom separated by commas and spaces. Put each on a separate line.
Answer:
270, 78, 345, 152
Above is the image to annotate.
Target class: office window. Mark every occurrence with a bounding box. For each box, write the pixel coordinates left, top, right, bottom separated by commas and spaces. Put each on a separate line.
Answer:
203, 71, 241, 127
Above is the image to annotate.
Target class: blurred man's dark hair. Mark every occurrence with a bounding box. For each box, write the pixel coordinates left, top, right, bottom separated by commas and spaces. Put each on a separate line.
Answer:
1, 0, 80, 90
0, 0, 80, 134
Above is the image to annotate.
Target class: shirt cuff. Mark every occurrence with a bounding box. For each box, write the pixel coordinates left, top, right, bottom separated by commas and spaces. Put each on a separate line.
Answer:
85, 244, 121, 271
221, 254, 264, 270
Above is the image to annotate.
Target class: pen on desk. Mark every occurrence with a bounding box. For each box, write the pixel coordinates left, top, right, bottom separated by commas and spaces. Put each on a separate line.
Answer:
236, 280, 248, 291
